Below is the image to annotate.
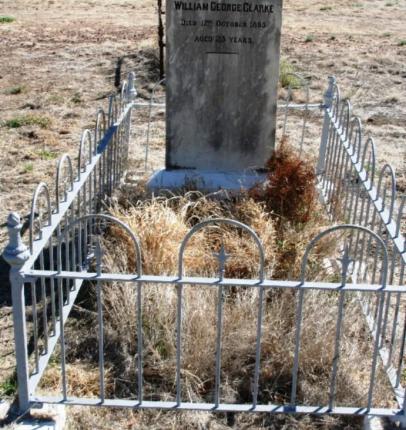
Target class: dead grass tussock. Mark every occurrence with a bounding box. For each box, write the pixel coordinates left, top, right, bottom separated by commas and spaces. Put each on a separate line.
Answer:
53, 146, 392, 428
39, 363, 113, 398
66, 405, 363, 430
109, 192, 276, 278
86, 191, 393, 425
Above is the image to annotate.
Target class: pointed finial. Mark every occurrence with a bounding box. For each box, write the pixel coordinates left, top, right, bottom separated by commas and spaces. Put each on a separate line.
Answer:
128, 72, 137, 102
323, 76, 336, 110
2, 212, 30, 268
337, 244, 354, 285
213, 243, 230, 281
94, 236, 103, 276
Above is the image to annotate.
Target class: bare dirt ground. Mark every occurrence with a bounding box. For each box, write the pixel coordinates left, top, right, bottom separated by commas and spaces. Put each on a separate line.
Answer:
0, 0, 405, 428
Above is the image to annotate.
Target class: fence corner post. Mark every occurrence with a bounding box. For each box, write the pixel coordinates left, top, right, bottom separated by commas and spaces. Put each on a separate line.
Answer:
127, 72, 138, 103
316, 76, 336, 176
2, 212, 31, 413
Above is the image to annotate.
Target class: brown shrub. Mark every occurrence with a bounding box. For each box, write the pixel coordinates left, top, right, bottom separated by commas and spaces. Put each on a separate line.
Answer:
250, 136, 317, 225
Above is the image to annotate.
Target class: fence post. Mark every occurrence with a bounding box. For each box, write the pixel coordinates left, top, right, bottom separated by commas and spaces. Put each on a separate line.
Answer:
127, 72, 137, 103
2, 213, 31, 413
316, 76, 336, 176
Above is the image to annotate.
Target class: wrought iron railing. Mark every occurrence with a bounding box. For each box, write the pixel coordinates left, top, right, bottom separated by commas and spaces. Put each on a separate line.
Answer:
2, 71, 136, 413
1, 74, 405, 427
317, 76, 406, 420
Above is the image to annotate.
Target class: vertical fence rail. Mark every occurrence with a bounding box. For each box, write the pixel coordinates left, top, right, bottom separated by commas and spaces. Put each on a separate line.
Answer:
3, 214, 31, 412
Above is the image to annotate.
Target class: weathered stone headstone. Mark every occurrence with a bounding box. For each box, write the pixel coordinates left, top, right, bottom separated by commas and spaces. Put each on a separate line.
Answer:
150, 0, 283, 190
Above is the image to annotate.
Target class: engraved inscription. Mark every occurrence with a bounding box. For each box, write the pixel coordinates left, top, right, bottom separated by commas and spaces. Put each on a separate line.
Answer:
174, 0, 275, 52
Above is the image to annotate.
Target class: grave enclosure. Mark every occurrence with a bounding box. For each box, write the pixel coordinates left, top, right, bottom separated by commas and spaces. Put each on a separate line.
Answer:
2, 1, 406, 428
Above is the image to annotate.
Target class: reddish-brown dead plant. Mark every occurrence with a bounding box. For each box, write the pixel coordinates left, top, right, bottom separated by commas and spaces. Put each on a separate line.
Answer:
251, 136, 317, 225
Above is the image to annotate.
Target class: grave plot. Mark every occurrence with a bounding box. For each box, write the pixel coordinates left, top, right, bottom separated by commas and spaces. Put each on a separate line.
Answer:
1, 72, 404, 430
1, 0, 405, 429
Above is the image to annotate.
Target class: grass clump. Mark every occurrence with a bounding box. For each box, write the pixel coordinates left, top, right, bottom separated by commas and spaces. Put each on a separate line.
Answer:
4, 85, 24, 95
111, 193, 276, 278
23, 162, 34, 173
0, 16, 15, 24
279, 59, 301, 89
37, 149, 58, 160
3, 114, 51, 129
304, 34, 315, 43
0, 374, 17, 397
71, 92, 83, 104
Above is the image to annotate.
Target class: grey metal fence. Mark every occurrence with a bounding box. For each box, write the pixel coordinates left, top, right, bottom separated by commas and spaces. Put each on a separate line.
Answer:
317, 76, 406, 419
2, 74, 406, 426
2, 71, 136, 413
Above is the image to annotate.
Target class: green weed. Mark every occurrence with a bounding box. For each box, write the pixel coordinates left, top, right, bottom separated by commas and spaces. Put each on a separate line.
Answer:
4, 85, 24, 95
0, 16, 15, 24
0, 374, 17, 397
3, 114, 51, 129
23, 163, 34, 173
37, 149, 58, 160
71, 92, 83, 104
279, 60, 302, 89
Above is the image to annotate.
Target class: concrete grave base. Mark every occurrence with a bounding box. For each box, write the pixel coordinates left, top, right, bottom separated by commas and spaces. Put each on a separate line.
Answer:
147, 169, 267, 193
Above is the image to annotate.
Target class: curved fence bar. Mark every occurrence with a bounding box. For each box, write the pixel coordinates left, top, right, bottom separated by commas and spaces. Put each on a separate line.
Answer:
29, 182, 52, 254
55, 154, 74, 213
58, 214, 143, 275
377, 164, 397, 224
396, 196, 406, 243
94, 108, 107, 153
120, 80, 128, 108
177, 218, 266, 407
78, 130, 93, 179
178, 218, 265, 280
361, 137, 377, 191
3, 73, 406, 426
340, 100, 352, 141
291, 225, 388, 409
348, 116, 362, 159
108, 94, 119, 127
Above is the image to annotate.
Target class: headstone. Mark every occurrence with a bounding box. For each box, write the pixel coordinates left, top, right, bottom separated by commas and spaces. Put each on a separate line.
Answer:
149, 0, 283, 190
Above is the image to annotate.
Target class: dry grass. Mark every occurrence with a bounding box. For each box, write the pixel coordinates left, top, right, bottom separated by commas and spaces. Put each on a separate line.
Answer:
110, 193, 276, 278
38, 190, 392, 429
40, 363, 114, 399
